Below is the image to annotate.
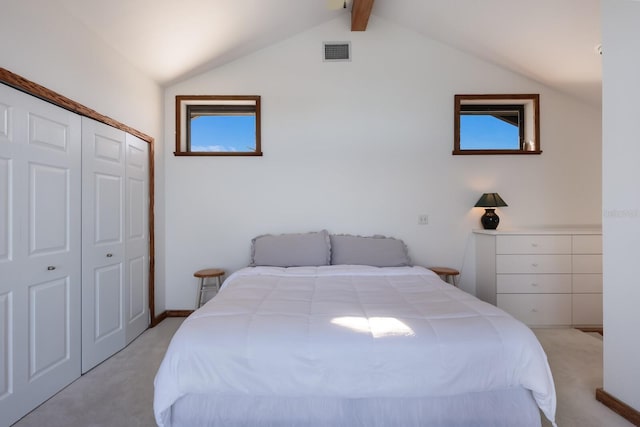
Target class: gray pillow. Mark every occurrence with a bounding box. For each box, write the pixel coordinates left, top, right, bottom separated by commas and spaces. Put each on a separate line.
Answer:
330, 234, 411, 267
250, 230, 331, 267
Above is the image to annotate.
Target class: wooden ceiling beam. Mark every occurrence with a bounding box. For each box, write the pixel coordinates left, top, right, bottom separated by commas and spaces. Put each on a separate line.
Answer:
351, 0, 374, 31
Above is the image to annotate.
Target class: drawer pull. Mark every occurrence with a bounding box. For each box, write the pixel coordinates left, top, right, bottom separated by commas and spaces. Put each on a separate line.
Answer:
531, 308, 538, 313
531, 263, 539, 267
47, 266, 56, 271
531, 243, 538, 247
531, 283, 538, 287
106, 253, 113, 258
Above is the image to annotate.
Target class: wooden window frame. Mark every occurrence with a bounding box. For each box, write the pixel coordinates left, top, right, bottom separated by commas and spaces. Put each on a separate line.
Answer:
453, 94, 541, 155
174, 95, 262, 157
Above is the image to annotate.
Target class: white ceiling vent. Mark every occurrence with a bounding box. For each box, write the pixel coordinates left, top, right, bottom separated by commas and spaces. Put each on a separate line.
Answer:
323, 42, 351, 62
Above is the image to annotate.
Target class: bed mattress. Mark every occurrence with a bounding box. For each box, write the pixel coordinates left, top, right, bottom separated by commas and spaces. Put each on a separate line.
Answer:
154, 265, 556, 426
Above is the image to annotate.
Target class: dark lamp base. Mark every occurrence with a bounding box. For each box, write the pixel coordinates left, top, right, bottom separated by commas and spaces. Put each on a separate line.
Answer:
481, 208, 500, 230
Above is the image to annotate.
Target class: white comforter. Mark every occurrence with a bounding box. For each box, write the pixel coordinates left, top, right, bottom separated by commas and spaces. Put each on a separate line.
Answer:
154, 266, 556, 426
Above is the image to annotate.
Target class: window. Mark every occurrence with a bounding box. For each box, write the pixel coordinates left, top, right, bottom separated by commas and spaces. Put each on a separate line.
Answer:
453, 94, 540, 155
175, 95, 261, 156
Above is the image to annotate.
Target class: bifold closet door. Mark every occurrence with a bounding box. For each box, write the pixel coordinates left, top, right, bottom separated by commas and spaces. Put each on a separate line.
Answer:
81, 117, 126, 373
0, 84, 82, 427
81, 119, 150, 372
124, 133, 149, 344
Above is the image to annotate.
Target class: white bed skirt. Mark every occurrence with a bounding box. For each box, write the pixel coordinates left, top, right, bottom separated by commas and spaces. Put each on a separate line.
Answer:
169, 387, 541, 427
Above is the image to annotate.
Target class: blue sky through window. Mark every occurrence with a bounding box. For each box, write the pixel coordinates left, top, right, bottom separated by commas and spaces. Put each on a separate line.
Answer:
460, 115, 519, 150
190, 115, 256, 152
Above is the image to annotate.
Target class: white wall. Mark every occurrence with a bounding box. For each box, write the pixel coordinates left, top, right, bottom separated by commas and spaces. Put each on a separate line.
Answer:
0, 0, 166, 311
164, 14, 602, 309
601, 0, 640, 412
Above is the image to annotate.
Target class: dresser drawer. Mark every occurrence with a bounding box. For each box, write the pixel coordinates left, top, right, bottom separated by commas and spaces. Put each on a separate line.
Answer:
497, 274, 572, 294
572, 235, 602, 254
496, 235, 571, 254
573, 254, 603, 274
573, 274, 603, 293
497, 294, 572, 326
572, 294, 603, 325
496, 254, 572, 274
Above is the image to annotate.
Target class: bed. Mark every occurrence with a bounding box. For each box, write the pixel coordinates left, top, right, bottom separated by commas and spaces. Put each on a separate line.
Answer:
154, 232, 557, 427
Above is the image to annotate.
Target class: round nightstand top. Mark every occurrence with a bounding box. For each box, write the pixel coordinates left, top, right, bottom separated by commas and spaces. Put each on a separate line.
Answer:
194, 268, 225, 278
429, 266, 460, 276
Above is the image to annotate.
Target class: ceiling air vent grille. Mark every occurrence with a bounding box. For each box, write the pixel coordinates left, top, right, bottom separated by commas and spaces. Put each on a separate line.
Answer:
323, 42, 351, 62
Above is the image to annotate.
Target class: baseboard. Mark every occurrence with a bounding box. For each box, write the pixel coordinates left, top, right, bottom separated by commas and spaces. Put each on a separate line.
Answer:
166, 310, 194, 317
150, 311, 167, 327
596, 388, 640, 426
150, 310, 194, 327
576, 326, 603, 335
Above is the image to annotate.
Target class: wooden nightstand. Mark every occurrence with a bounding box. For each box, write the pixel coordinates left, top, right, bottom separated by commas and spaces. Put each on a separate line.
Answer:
429, 267, 460, 286
194, 268, 225, 308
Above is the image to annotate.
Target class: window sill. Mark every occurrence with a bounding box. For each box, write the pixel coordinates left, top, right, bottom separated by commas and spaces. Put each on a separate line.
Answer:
452, 150, 542, 155
173, 151, 263, 157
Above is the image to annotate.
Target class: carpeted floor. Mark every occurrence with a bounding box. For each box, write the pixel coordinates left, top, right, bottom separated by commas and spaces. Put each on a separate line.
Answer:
12, 318, 184, 427
534, 328, 633, 427
11, 320, 633, 427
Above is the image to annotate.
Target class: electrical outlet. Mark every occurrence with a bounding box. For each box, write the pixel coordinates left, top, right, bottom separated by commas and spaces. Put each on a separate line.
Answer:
418, 214, 429, 225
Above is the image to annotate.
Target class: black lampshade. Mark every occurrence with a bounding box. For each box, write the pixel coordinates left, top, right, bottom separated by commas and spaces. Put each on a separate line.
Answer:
474, 193, 508, 208
474, 193, 507, 230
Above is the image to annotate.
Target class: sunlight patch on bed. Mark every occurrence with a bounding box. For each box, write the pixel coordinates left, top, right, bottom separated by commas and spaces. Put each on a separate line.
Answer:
331, 316, 415, 337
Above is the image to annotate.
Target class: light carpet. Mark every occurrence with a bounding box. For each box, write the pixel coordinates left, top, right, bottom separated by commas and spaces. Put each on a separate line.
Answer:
11, 320, 632, 427
534, 328, 633, 427
12, 318, 184, 427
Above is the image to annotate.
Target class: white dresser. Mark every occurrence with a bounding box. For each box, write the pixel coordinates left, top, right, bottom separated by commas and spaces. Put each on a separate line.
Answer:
474, 228, 602, 327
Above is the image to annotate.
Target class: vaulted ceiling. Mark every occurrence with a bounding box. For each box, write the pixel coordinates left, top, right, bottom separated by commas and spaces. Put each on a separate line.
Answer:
55, 0, 602, 106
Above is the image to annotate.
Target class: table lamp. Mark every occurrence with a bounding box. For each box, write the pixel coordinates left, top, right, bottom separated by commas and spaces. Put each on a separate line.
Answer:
474, 193, 508, 230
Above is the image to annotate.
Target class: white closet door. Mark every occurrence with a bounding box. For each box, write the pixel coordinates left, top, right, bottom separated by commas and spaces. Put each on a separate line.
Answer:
0, 84, 81, 426
124, 133, 149, 343
81, 117, 126, 373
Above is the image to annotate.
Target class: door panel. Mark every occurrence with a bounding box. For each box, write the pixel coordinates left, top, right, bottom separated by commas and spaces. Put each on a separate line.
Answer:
29, 278, 70, 380
22, 93, 81, 422
125, 133, 149, 343
29, 163, 69, 255
0, 102, 8, 138
95, 173, 122, 244
81, 117, 126, 373
0, 87, 25, 426
127, 177, 145, 239
128, 255, 146, 323
0, 83, 81, 427
28, 113, 69, 152
0, 291, 10, 400
94, 133, 123, 163
94, 264, 123, 340
0, 157, 10, 262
